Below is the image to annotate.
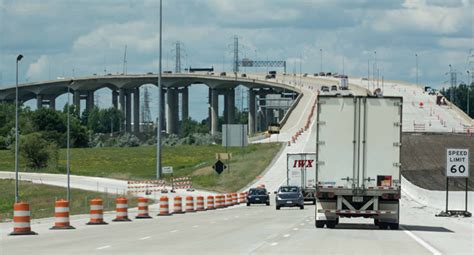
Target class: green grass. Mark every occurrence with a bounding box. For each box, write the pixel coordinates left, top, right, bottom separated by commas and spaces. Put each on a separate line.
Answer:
0, 179, 137, 222
0, 143, 283, 193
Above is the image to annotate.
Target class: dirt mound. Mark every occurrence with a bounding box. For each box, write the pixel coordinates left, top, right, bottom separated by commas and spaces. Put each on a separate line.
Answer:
401, 133, 473, 191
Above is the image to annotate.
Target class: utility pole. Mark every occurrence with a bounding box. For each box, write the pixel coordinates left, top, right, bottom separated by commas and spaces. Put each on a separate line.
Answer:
367, 59, 370, 90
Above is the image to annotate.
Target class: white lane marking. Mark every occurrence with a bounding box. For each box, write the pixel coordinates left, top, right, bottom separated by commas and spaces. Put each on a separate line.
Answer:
96, 245, 111, 250
300, 223, 305, 226
235, 216, 239, 218
292, 228, 298, 231
270, 242, 278, 246
192, 225, 199, 228
170, 229, 179, 233
401, 226, 442, 255
139, 236, 151, 240
283, 234, 290, 238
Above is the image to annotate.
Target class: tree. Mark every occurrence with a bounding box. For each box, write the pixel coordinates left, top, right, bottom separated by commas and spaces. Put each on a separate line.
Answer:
19, 133, 58, 169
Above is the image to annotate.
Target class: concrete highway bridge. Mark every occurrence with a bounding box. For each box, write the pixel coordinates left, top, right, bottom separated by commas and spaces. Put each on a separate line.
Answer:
0, 73, 308, 136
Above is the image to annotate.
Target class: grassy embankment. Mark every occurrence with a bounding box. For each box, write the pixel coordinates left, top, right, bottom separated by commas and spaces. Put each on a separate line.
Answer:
0, 143, 283, 193
0, 179, 136, 221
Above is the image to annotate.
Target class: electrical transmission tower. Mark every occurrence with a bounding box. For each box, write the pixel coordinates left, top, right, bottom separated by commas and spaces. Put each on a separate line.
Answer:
141, 87, 152, 128
233, 35, 239, 73
175, 41, 182, 73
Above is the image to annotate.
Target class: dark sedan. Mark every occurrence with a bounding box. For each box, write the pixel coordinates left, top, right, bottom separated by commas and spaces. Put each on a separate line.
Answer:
275, 186, 304, 210
246, 188, 270, 206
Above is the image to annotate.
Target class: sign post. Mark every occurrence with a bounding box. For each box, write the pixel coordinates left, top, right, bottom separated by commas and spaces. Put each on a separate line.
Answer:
436, 148, 471, 217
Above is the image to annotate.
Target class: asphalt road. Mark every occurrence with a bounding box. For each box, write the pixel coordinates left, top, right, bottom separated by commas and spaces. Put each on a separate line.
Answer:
1, 74, 473, 254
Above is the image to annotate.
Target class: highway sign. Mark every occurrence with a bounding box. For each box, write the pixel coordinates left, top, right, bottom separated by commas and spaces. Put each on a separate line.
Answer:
446, 148, 469, 177
212, 160, 227, 175
162, 166, 174, 174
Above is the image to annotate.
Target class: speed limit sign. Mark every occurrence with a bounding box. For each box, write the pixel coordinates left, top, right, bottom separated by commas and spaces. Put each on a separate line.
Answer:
446, 148, 469, 177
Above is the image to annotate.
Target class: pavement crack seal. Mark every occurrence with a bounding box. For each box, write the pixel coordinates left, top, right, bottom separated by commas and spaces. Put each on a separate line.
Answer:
400, 225, 442, 255
96, 245, 111, 250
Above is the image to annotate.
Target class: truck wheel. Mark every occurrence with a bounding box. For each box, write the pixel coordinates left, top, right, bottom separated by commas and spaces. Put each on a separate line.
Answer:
300, 205, 304, 210
312, 200, 316, 205
276, 206, 280, 210
266, 202, 270, 206
389, 223, 399, 230
315, 220, 325, 228
378, 222, 389, 230
326, 221, 337, 229
374, 219, 379, 226
247, 203, 250, 206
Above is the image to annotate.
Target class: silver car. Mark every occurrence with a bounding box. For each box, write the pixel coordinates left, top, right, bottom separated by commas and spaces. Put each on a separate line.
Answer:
275, 186, 304, 210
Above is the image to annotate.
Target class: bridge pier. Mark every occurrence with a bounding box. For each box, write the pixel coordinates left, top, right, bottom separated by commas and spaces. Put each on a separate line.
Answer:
125, 90, 132, 132
248, 89, 256, 135
180, 87, 189, 121
166, 88, 179, 134
133, 87, 140, 133
36, 94, 43, 109
210, 88, 219, 135
112, 90, 118, 109
259, 94, 266, 132
226, 88, 235, 124
86, 91, 94, 111
119, 89, 125, 131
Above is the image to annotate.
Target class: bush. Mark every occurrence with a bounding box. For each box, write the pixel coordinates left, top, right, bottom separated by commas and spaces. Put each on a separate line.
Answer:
116, 133, 140, 147
19, 133, 59, 169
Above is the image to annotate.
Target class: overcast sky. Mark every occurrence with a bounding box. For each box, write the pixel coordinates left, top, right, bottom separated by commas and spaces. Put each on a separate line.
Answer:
0, 0, 473, 119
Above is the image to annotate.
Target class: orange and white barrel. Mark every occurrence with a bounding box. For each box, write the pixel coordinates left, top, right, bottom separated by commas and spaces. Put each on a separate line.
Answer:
50, 199, 75, 230
173, 196, 184, 214
207, 195, 215, 210
185, 196, 195, 213
196, 196, 205, 211
158, 196, 172, 216
136, 197, 152, 219
113, 197, 131, 222
10, 202, 37, 235
239, 192, 246, 204
86, 198, 108, 225
231, 193, 238, 205
214, 195, 222, 208
225, 194, 232, 207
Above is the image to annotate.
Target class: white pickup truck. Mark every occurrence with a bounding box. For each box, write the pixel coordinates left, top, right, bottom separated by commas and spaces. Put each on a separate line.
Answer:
315, 95, 402, 230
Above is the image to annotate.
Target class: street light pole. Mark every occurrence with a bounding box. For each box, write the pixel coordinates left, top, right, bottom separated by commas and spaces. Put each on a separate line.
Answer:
468, 70, 471, 116
15, 54, 23, 203
67, 80, 74, 202
156, 0, 163, 179
415, 53, 418, 86
320, 49, 323, 73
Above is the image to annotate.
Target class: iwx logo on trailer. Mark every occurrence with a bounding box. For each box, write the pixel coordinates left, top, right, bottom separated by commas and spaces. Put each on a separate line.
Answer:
293, 160, 314, 168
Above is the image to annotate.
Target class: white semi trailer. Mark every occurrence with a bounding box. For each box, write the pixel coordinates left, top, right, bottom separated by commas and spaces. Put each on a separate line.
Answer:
315, 95, 402, 229
287, 153, 316, 204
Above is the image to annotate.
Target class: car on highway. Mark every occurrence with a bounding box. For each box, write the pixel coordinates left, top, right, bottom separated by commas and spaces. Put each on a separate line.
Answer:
246, 187, 270, 206
331, 85, 338, 91
319, 72, 325, 76
241, 73, 247, 77
275, 186, 304, 210
220, 72, 226, 76
321, 86, 330, 93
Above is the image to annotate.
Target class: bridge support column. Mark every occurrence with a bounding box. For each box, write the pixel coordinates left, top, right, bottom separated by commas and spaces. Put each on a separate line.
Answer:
36, 94, 43, 109
160, 88, 166, 131
226, 88, 235, 124
73, 91, 81, 115
266, 108, 274, 125
248, 89, 256, 135
166, 88, 179, 134
208, 87, 212, 131
86, 91, 94, 111
48, 96, 56, 110
133, 87, 140, 133
181, 87, 189, 121
119, 88, 125, 131
259, 94, 266, 132
125, 90, 132, 132
210, 88, 219, 135
112, 90, 118, 109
